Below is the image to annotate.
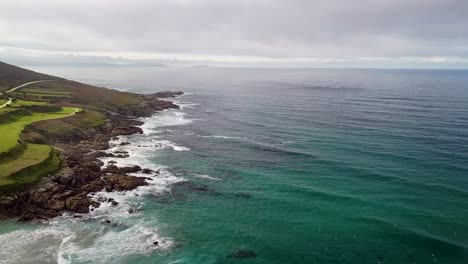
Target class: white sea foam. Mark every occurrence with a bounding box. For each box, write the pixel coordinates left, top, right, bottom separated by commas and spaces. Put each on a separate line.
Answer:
149, 139, 191, 152
54, 219, 174, 263
194, 174, 220, 181
141, 111, 192, 133
57, 234, 74, 264
0, 227, 70, 263
101, 137, 189, 168
198, 134, 242, 139
173, 100, 199, 109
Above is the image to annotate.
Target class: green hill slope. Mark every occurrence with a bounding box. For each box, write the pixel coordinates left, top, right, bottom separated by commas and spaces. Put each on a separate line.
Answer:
0, 61, 61, 92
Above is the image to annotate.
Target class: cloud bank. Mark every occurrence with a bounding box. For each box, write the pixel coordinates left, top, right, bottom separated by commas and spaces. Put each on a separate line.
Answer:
1, 0, 468, 68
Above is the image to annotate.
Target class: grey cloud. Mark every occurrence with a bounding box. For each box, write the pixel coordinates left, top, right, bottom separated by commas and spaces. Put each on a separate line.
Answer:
1, 0, 468, 65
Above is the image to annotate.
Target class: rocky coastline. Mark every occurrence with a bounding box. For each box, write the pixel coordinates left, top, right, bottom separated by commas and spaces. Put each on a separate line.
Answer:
0, 91, 183, 221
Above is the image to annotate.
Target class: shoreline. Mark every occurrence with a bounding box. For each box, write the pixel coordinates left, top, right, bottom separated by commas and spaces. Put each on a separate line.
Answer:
0, 91, 183, 221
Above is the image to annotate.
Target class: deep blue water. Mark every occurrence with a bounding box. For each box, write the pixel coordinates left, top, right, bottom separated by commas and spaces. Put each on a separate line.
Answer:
1, 67, 468, 263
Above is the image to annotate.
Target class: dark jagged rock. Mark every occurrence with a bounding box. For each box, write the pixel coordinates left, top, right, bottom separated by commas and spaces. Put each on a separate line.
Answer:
111, 125, 143, 136
152, 91, 183, 98
103, 175, 148, 191
107, 198, 119, 206
103, 165, 142, 174
141, 168, 154, 174
65, 194, 92, 213
95, 151, 129, 158
79, 180, 105, 193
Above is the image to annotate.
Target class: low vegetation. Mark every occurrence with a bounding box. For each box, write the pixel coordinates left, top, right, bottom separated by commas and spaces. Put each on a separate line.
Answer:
32, 80, 141, 111
29, 110, 107, 137
11, 86, 73, 100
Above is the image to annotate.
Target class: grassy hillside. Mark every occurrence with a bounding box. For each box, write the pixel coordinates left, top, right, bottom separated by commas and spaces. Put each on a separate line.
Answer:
0, 61, 60, 92
32, 80, 141, 110
0, 61, 142, 112
0, 144, 52, 184
0, 146, 60, 192
0, 61, 154, 192
0, 106, 77, 154
29, 110, 107, 138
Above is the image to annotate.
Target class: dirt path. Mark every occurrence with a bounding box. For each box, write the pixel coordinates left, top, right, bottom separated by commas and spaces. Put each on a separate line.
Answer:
0, 98, 12, 108
1, 80, 55, 109
6, 80, 54, 93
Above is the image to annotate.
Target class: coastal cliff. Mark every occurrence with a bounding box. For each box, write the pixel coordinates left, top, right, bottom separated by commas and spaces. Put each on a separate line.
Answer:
0, 61, 183, 220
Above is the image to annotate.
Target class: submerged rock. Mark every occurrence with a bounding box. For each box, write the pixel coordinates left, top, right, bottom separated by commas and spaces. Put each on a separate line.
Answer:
108, 198, 119, 206
235, 192, 251, 199
227, 249, 257, 259
141, 168, 154, 174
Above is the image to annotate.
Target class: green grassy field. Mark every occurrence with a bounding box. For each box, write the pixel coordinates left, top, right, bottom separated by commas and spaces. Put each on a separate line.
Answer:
0, 146, 60, 192
0, 143, 51, 184
0, 107, 77, 154
9, 99, 47, 107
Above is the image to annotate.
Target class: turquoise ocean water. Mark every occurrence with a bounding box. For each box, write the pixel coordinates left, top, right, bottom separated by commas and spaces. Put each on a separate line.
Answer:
0, 67, 468, 263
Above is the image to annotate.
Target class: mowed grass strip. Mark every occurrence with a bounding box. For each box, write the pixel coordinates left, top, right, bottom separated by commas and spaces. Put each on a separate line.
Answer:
0, 106, 77, 153
9, 99, 47, 107
0, 143, 51, 185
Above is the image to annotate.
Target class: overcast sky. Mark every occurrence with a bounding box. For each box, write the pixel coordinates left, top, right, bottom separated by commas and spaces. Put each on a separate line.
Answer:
1, 0, 468, 68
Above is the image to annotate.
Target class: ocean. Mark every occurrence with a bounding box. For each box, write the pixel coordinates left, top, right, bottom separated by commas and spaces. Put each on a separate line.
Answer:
0, 67, 468, 263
